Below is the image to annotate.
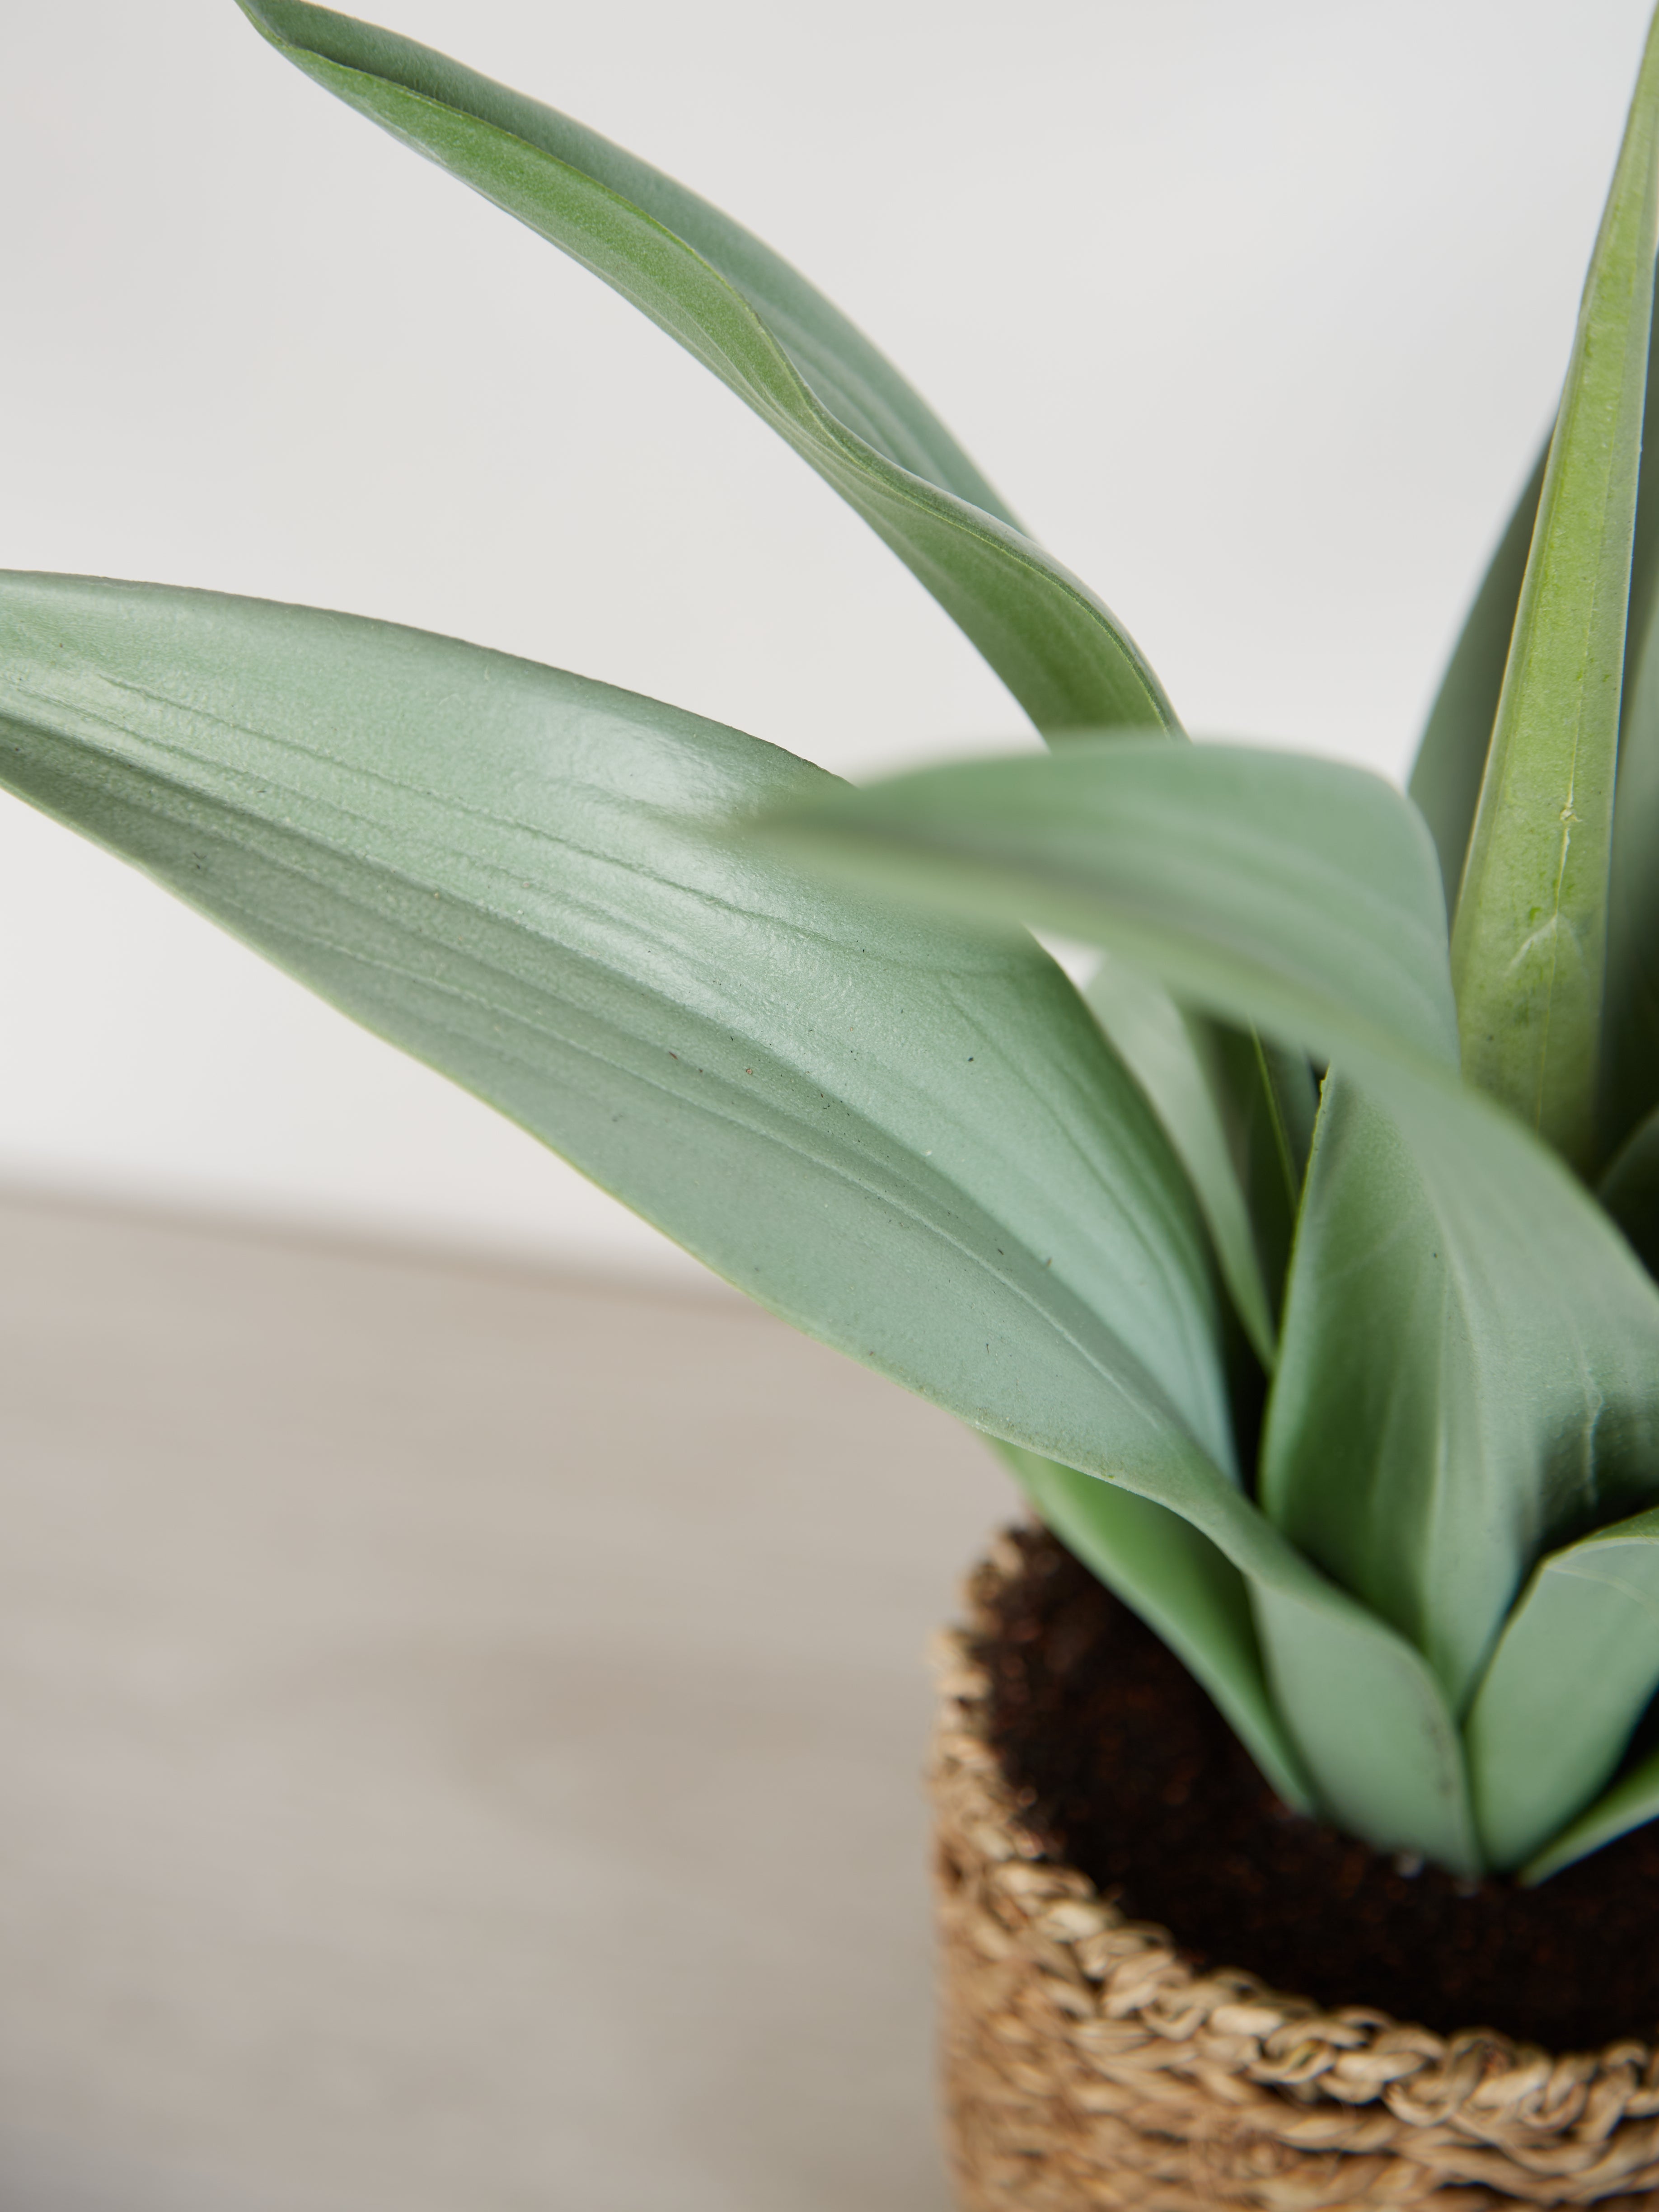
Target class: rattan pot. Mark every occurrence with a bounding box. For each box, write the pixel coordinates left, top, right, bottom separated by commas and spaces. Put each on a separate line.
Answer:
930, 1529, 1659, 2211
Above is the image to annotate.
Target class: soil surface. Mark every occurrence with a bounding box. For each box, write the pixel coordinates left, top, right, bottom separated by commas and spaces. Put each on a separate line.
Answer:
979, 1524, 1659, 2050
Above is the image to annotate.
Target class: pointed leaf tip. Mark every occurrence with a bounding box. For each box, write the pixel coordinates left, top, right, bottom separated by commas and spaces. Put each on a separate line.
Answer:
1450, 5, 1659, 1166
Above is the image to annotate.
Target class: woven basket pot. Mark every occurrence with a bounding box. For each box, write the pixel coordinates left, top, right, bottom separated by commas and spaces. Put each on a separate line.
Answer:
930, 1529, 1659, 2212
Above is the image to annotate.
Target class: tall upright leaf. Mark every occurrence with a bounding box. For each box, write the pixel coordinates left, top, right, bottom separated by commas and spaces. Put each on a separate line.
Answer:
1407, 444, 1545, 912
232, 0, 1173, 740
1599, 286, 1659, 1153
1450, 14, 1659, 1168
1603, 619, 1659, 1157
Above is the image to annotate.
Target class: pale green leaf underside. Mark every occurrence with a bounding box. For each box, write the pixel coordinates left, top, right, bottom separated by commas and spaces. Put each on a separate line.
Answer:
234, 0, 1172, 740
1083, 956, 1276, 1366
0, 572, 1231, 1487
753, 739, 1461, 1079
1450, 10, 1659, 1167
1264, 1078, 1659, 1715
992, 1443, 1312, 1813
1467, 1507, 1659, 1870
0, 573, 1477, 1873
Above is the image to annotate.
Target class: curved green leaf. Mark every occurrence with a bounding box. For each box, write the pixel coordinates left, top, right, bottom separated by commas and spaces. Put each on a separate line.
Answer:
1245, 1572, 1476, 1877
0, 572, 1478, 1872
752, 737, 1460, 1078
1466, 1507, 1659, 1870
234, 0, 1317, 1341
1262, 1077, 1659, 1713
1005, 1412, 1478, 1869
1522, 1735, 1659, 1882
233, 0, 1172, 740
0, 571, 1225, 1483
992, 1441, 1312, 1814
1603, 628, 1659, 1158
1450, 9, 1659, 1167
1083, 956, 1277, 1365
1407, 443, 1546, 912
1592, 226, 1659, 1160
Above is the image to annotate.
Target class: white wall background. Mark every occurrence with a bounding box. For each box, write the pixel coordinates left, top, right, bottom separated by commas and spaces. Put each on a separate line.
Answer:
0, 0, 1651, 1278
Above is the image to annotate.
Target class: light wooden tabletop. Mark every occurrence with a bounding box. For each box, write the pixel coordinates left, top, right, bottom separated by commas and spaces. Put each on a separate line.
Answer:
0, 1191, 1013, 2211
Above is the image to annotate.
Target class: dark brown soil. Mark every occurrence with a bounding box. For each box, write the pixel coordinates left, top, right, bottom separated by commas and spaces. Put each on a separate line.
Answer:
979, 1523, 1659, 2051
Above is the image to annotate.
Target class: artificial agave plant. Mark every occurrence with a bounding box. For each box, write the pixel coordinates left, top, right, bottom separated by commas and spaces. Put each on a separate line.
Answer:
7, 0, 1659, 1888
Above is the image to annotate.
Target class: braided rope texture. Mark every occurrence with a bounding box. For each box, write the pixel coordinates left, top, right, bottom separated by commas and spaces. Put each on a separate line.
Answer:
931, 1532, 1659, 2210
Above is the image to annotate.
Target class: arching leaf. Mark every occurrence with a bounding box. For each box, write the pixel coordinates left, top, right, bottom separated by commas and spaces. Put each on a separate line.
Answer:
0, 570, 1480, 1873
753, 737, 1461, 1078
0, 571, 1227, 1481
234, 0, 1173, 740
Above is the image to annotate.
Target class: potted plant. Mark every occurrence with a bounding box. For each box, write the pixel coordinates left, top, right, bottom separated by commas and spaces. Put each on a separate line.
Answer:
9, 1, 1659, 2203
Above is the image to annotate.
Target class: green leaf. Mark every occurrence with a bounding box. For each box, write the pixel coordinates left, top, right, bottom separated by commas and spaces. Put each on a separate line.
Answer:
1598, 242, 1659, 1158
762, 734, 1659, 1731
1407, 443, 1546, 912
1465, 1507, 1659, 1870
1602, 626, 1659, 1159
1003, 1407, 1478, 1869
992, 1441, 1313, 1814
1261, 1078, 1659, 1713
1083, 956, 1277, 1365
232, 0, 1173, 740
1522, 1735, 1659, 1883
0, 571, 1228, 1486
752, 737, 1461, 1079
0, 572, 1478, 1873
1245, 1568, 1477, 1877
1207, 1026, 1317, 1330
1449, 10, 1659, 1168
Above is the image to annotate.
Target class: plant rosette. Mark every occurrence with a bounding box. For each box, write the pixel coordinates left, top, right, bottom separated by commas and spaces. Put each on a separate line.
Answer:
13, 3, 1659, 2203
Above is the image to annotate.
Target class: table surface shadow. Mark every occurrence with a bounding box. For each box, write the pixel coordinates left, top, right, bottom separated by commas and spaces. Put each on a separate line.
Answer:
0, 1190, 1016, 2212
